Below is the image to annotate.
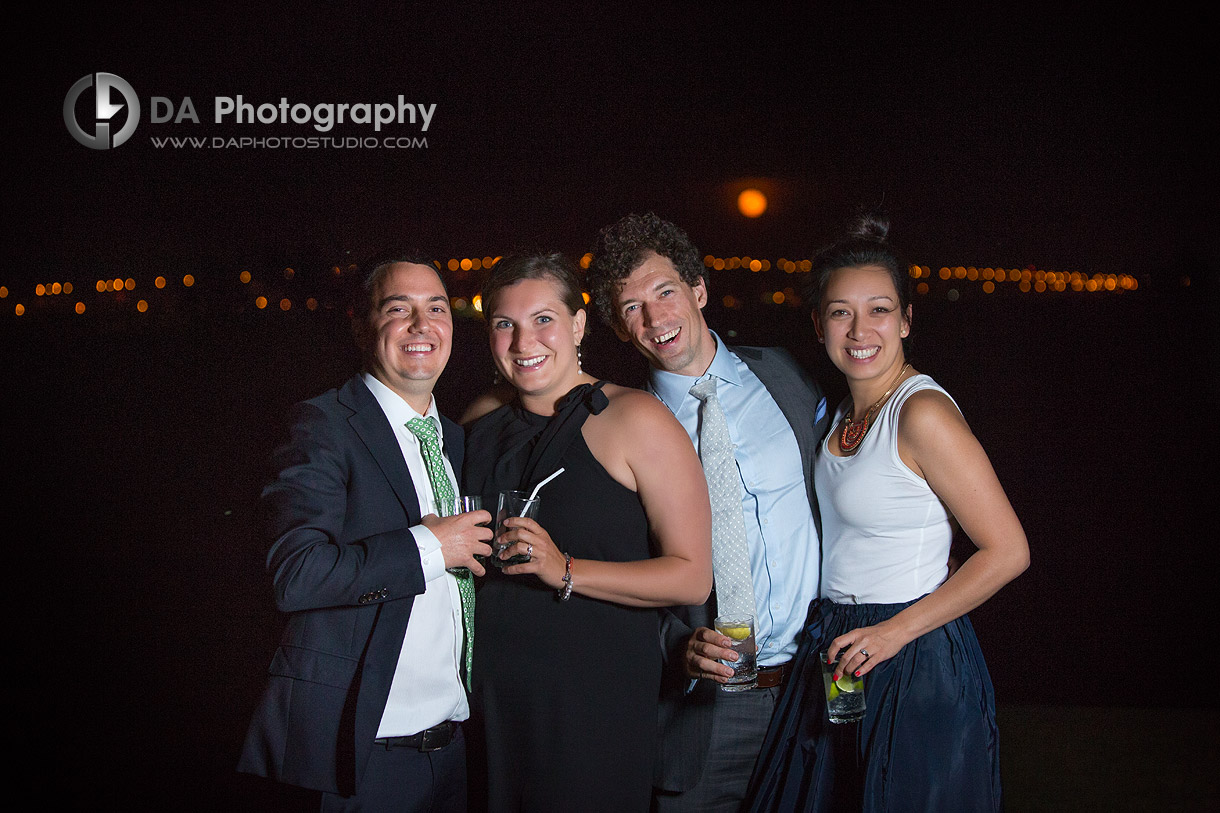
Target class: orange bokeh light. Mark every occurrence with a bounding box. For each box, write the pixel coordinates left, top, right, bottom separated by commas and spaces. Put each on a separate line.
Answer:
737, 188, 767, 218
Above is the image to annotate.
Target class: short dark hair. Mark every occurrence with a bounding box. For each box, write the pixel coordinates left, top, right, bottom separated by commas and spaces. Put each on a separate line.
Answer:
586, 212, 704, 327
359, 250, 447, 316
809, 211, 913, 351
350, 250, 447, 355
480, 252, 587, 334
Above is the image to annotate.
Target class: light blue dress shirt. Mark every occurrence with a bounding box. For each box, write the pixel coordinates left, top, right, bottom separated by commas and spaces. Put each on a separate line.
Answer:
649, 333, 821, 666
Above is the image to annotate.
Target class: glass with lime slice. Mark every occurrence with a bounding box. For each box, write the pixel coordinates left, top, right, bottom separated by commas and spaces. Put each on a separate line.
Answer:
713, 615, 758, 691
820, 650, 866, 723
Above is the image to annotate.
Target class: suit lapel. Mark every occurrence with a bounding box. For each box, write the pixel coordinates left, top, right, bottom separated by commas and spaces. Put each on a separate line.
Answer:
439, 414, 465, 477
339, 376, 423, 524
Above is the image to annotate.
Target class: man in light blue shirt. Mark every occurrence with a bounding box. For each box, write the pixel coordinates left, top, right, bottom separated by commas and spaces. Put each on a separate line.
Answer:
587, 213, 829, 812
649, 332, 823, 669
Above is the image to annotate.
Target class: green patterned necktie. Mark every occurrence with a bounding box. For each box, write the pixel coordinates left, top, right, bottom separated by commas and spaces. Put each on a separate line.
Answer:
406, 416, 475, 691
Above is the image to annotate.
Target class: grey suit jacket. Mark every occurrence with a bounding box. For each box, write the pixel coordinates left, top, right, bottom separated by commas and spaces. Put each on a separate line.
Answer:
654, 345, 828, 792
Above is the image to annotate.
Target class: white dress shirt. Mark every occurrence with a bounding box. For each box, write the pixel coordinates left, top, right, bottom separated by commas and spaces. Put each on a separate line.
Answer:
361, 373, 469, 737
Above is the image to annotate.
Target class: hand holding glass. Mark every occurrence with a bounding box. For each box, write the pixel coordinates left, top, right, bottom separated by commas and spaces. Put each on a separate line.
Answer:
714, 615, 758, 691
820, 650, 866, 723
491, 490, 541, 568
436, 495, 485, 574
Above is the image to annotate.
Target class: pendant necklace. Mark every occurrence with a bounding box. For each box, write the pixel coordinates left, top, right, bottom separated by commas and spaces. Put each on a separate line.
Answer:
839, 362, 911, 453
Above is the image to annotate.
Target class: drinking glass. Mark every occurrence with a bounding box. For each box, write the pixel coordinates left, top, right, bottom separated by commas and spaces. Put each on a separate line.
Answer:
820, 650, 866, 723
714, 615, 758, 691
437, 495, 484, 574
490, 490, 541, 568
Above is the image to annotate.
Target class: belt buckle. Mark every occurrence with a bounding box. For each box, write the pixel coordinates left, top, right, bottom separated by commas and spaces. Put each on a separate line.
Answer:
418, 723, 451, 752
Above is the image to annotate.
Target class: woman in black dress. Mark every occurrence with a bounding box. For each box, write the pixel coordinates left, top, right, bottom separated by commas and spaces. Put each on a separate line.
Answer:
462, 252, 712, 812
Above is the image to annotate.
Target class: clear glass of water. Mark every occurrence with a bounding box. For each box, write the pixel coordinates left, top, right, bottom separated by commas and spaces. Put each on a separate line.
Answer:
437, 495, 485, 575
820, 651, 866, 723
490, 490, 541, 568
714, 615, 758, 692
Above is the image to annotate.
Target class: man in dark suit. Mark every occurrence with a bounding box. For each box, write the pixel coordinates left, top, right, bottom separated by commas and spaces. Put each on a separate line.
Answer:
238, 254, 493, 811
587, 214, 829, 812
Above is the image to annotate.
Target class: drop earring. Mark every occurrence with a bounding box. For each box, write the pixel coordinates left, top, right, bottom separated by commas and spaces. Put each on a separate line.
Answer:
577, 344, 583, 372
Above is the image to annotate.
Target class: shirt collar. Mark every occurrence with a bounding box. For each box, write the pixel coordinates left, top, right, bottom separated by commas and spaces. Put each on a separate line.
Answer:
648, 330, 742, 413
362, 372, 442, 439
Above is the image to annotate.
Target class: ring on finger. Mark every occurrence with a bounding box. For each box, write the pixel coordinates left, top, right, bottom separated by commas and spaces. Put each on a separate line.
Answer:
526, 543, 533, 559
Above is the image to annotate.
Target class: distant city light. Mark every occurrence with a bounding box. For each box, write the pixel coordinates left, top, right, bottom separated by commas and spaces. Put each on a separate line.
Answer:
0, 251, 1148, 322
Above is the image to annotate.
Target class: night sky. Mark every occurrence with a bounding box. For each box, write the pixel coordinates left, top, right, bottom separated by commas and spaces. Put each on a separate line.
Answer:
6, 4, 1217, 808
13, 5, 1216, 277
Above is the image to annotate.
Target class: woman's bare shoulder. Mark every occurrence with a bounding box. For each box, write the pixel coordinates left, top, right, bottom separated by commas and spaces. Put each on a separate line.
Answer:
597, 382, 672, 423
459, 384, 516, 425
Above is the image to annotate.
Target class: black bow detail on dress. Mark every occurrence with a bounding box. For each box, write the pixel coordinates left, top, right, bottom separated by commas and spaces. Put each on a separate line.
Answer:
465, 381, 611, 506
518, 381, 608, 490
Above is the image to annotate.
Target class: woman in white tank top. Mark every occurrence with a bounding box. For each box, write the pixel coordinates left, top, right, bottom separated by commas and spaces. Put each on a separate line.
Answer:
750, 214, 1029, 812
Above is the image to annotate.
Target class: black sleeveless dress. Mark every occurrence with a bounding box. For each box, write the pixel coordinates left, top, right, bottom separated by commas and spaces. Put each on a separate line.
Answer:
463, 382, 660, 812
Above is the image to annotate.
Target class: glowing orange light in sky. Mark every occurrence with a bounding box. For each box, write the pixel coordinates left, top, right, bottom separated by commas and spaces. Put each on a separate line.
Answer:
737, 189, 767, 218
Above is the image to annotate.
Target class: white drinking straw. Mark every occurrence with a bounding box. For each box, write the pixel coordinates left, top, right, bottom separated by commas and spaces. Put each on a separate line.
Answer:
528, 467, 565, 501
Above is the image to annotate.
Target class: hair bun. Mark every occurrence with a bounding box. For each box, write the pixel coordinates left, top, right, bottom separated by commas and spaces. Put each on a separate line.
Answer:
850, 212, 890, 243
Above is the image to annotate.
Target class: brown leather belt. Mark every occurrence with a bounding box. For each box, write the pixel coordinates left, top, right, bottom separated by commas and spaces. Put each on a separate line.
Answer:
755, 661, 792, 689
374, 721, 459, 752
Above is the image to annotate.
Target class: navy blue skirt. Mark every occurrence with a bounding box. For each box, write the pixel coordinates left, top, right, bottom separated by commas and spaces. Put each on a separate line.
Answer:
748, 598, 1001, 812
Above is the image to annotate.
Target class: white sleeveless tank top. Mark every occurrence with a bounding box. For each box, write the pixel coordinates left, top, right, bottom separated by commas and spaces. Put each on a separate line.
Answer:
816, 374, 959, 604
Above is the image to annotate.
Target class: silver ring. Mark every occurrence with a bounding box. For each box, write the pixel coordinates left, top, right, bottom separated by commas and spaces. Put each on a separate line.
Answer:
526, 543, 533, 558
860, 649, 870, 658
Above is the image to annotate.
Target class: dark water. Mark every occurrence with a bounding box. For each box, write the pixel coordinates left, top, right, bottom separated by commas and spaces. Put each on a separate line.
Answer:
5, 282, 1213, 808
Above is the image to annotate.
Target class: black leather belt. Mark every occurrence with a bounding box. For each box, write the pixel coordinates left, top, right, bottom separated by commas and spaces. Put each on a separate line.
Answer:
374, 721, 458, 752
755, 661, 793, 689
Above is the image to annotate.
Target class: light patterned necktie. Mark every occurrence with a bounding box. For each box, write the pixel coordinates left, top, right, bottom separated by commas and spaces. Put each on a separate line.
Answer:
406, 416, 475, 691
689, 377, 758, 621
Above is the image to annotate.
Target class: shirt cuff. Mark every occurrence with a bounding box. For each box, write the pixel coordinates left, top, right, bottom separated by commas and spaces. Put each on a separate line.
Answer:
410, 524, 447, 582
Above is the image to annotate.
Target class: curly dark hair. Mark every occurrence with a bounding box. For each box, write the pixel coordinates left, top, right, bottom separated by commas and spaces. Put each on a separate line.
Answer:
586, 212, 705, 327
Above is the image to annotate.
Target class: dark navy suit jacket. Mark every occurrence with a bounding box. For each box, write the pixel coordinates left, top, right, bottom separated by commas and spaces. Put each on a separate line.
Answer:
654, 345, 828, 792
237, 375, 464, 796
